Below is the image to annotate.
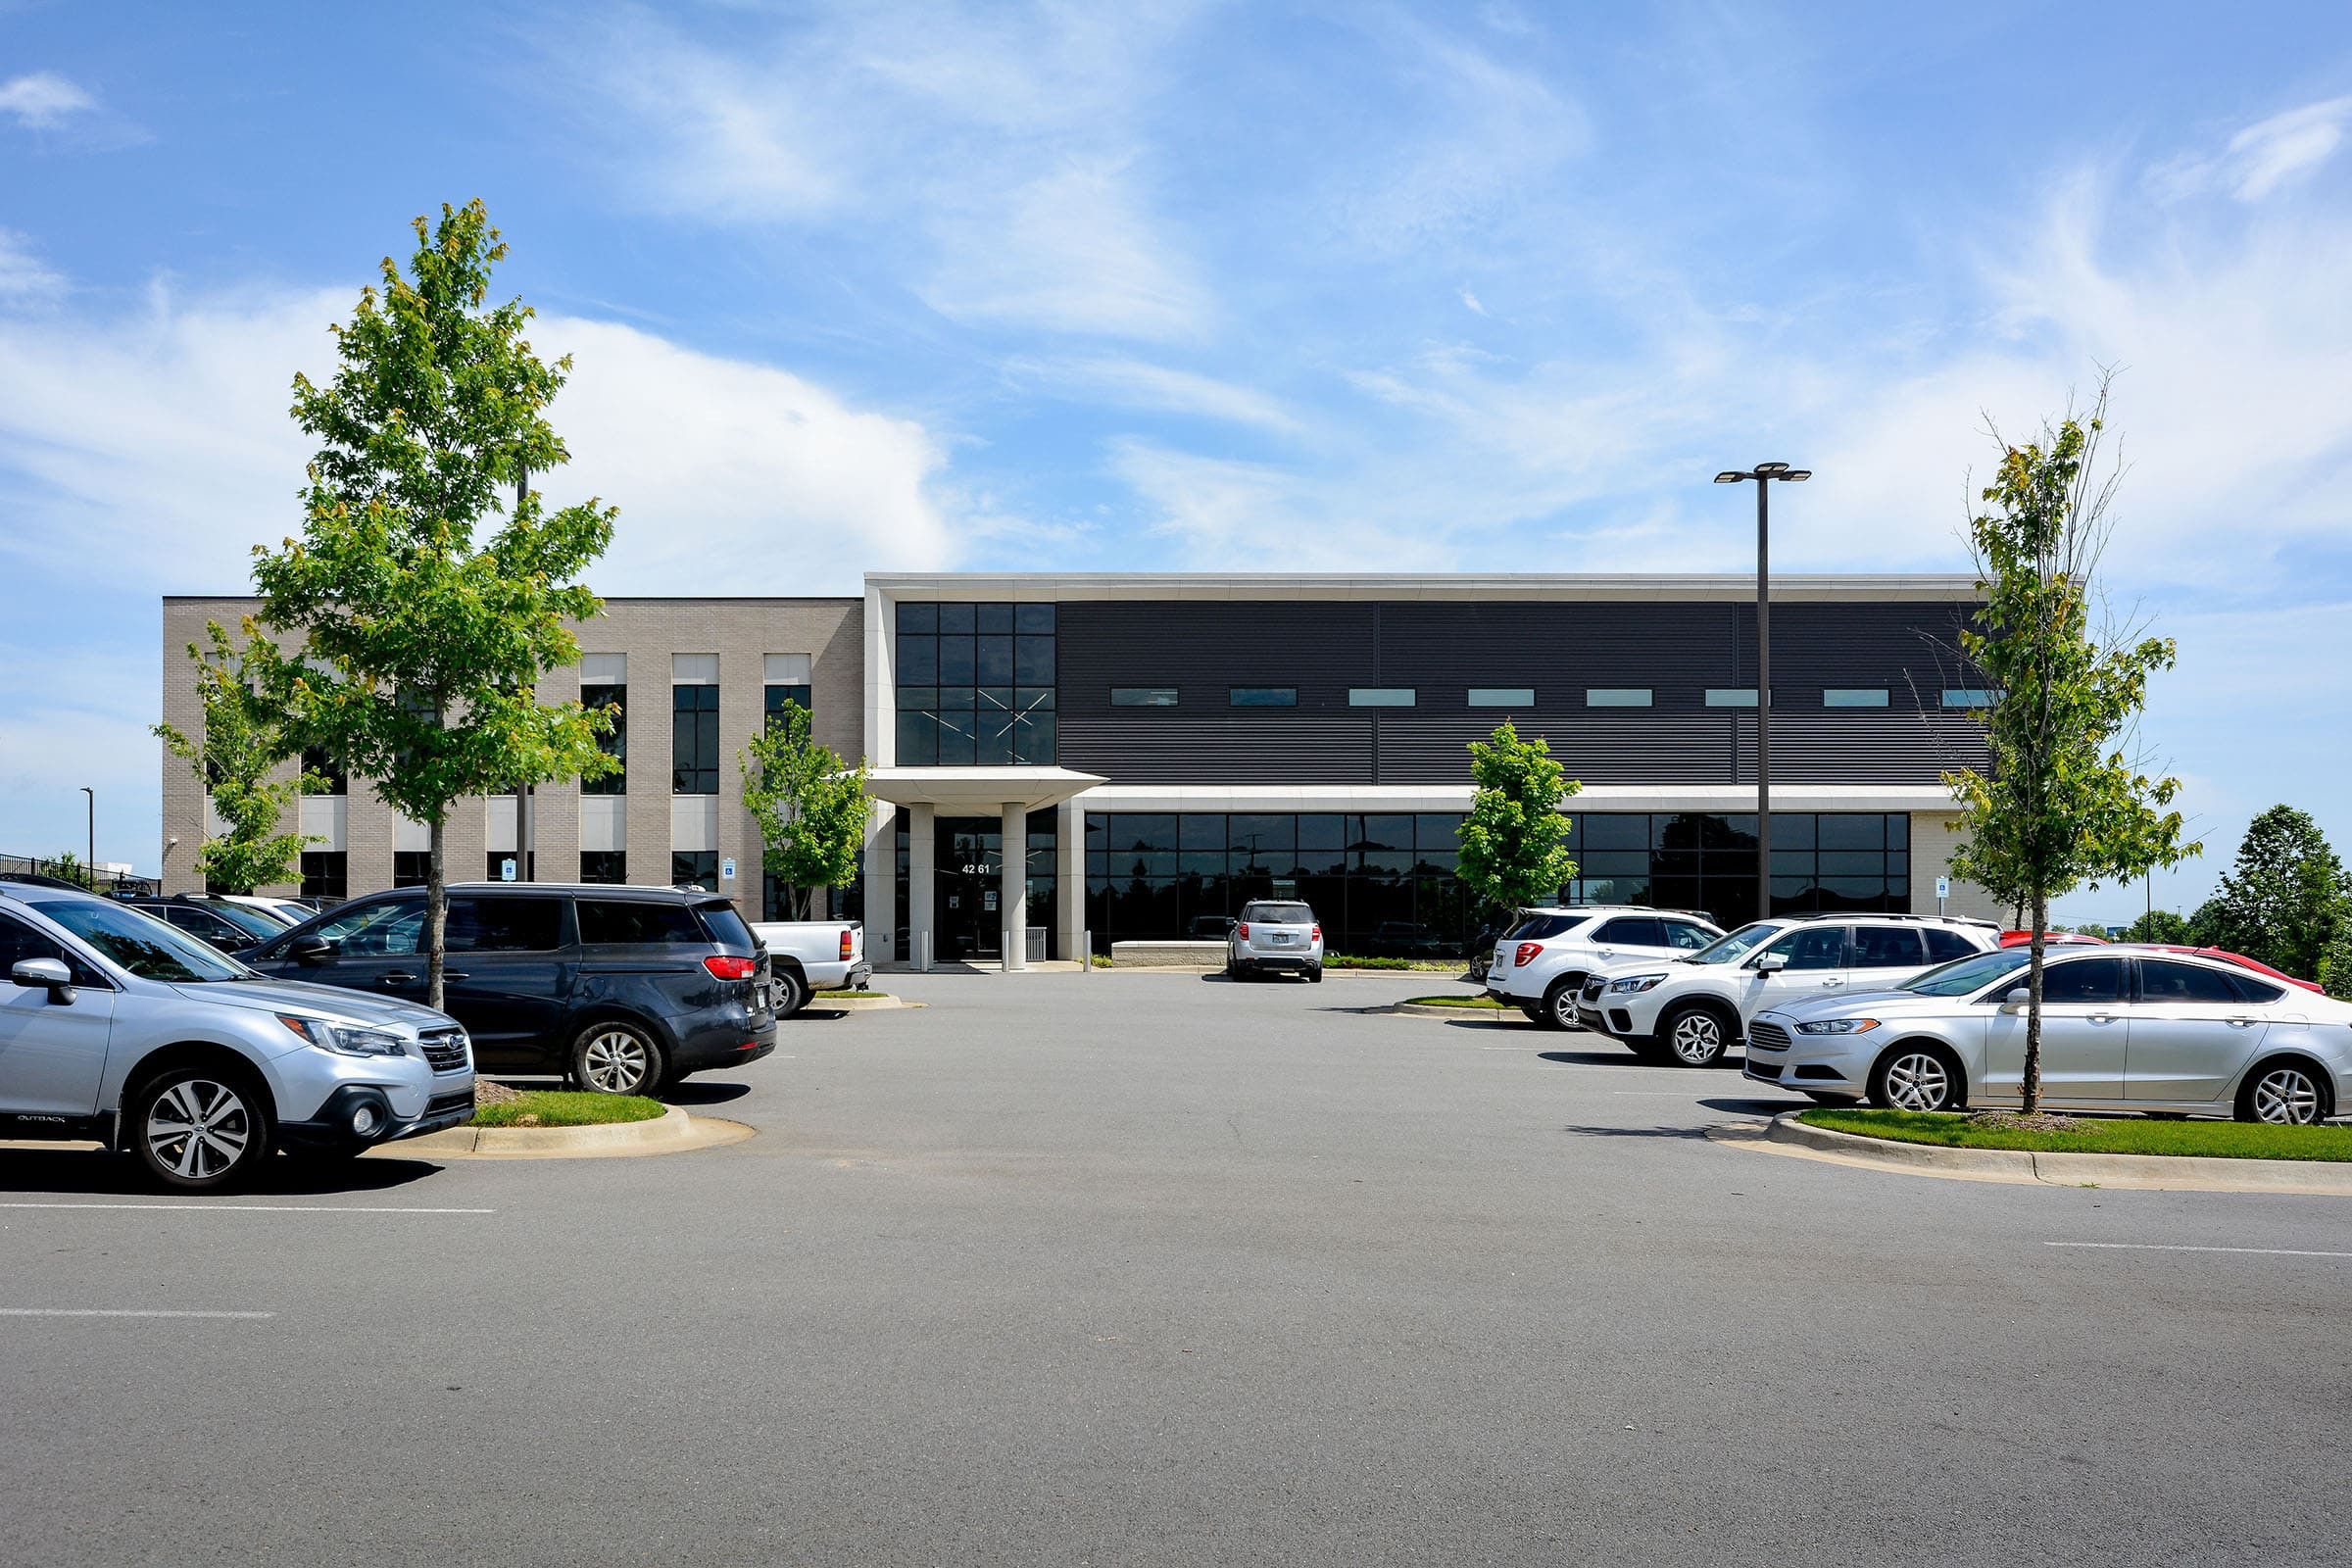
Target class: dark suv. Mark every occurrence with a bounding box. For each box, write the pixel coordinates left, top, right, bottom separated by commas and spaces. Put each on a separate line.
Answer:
122, 895, 291, 954
247, 883, 774, 1095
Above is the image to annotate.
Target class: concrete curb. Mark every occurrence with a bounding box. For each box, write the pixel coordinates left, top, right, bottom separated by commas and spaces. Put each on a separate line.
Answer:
1713, 1111, 2352, 1195
805, 994, 920, 1012
382, 1103, 756, 1161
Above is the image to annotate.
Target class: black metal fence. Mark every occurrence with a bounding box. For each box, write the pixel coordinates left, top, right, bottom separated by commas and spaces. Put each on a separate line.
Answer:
0, 854, 160, 900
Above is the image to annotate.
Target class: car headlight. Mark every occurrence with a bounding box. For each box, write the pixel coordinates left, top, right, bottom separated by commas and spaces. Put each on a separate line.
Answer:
1796, 1017, 1881, 1035
276, 1014, 409, 1057
1606, 973, 1668, 994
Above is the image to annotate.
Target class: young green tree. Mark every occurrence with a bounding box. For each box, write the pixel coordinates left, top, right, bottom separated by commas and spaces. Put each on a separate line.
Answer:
2122, 907, 2195, 945
252, 201, 617, 1009
1455, 720, 1580, 913
2195, 805, 2346, 979
2318, 923, 2352, 1002
740, 700, 870, 919
153, 619, 318, 895
1943, 381, 2199, 1112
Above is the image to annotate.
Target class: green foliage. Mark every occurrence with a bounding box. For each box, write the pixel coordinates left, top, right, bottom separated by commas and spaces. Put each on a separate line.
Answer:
1801, 1108, 2352, 1162
250, 200, 618, 1006
2122, 908, 2195, 944
740, 699, 869, 919
152, 620, 318, 894
1941, 381, 2198, 1111
2195, 806, 2346, 980
2319, 923, 2352, 1002
470, 1090, 665, 1128
33, 851, 90, 889
1455, 720, 1580, 912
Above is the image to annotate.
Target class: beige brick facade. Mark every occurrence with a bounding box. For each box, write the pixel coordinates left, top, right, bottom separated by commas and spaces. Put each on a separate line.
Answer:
160, 596, 864, 921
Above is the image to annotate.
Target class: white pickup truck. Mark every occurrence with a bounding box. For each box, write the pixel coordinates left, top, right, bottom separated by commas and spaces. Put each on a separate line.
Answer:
750, 918, 872, 1016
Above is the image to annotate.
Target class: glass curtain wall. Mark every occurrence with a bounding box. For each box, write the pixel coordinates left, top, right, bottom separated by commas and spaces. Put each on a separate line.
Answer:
1083, 811, 1911, 955
895, 604, 1056, 765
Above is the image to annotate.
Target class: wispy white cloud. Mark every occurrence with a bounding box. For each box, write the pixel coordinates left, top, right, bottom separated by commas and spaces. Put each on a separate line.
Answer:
0, 71, 94, 130
0, 229, 63, 298
1458, 288, 1487, 316
1003, 353, 1301, 434
2148, 94, 2352, 203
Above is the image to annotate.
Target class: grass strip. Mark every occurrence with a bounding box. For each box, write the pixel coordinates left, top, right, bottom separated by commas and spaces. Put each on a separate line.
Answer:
1800, 1108, 2352, 1162
471, 1090, 667, 1129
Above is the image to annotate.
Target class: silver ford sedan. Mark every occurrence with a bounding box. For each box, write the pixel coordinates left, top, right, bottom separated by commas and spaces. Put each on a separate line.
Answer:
1743, 945, 2352, 1122
0, 885, 475, 1190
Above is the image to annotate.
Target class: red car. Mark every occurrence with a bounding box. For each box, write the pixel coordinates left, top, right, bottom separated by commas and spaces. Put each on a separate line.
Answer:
1997, 930, 2110, 948
2132, 944, 2326, 995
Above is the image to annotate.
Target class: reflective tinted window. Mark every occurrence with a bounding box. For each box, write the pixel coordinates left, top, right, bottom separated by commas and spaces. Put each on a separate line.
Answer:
1687, 922, 1785, 964
27, 898, 246, 982
206, 903, 291, 939
445, 897, 564, 953
697, 903, 756, 951
0, 912, 106, 986
1922, 927, 1981, 961
1242, 903, 1314, 925
1593, 916, 1665, 946
1850, 926, 1927, 968
576, 900, 703, 945
1663, 921, 1716, 951
1763, 927, 1846, 970
2138, 959, 2240, 1004
1908, 948, 2032, 997
2043, 956, 2125, 1004
1505, 913, 1592, 941
303, 901, 423, 957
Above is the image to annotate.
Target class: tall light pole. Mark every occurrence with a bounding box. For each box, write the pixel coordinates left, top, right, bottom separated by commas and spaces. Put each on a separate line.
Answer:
79, 786, 94, 890
1712, 462, 1811, 921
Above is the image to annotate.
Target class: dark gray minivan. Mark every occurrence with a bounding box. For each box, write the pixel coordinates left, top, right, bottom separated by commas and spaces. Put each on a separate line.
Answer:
248, 883, 774, 1095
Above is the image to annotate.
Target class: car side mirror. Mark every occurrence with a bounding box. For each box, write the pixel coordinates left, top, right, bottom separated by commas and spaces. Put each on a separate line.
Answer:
291, 935, 337, 966
1754, 952, 1788, 973
11, 956, 74, 1003
2003, 987, 2031, 1009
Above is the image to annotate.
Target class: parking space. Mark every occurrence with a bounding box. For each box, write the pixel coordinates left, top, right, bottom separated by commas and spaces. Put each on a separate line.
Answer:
4, 972, 2348, 1566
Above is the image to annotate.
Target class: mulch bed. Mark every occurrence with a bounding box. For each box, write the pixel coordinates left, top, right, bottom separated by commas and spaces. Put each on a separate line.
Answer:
1969, 1109, 2088, 1134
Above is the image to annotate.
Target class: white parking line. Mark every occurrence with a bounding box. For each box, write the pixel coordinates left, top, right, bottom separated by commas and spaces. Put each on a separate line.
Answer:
0, 1212, 491, 1222
2045, 1242, 2352, 1259
0, 1308, 275, 1318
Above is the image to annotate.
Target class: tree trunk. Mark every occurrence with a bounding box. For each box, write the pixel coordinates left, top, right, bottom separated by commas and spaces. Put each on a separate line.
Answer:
2022, 887, 2047, 1113
426, 815, 448, 1013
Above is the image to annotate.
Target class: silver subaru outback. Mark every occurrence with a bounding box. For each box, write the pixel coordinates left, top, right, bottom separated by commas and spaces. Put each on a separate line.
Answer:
0, 885, 474, 1191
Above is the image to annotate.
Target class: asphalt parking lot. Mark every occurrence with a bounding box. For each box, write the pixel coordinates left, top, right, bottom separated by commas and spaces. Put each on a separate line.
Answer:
4, 970, 2349, 1567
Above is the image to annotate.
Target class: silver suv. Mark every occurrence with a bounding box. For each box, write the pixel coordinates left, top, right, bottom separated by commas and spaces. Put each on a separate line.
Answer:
0, 886, 475, 1191
1225, 901, 1323, 982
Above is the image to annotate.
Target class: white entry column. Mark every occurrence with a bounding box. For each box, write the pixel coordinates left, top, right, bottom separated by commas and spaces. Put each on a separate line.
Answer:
908, 803, 936, 971
1000, 802, 1027, 972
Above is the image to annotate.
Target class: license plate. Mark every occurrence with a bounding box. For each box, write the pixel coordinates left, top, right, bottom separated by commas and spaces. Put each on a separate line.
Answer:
1271, 934, 1295, 946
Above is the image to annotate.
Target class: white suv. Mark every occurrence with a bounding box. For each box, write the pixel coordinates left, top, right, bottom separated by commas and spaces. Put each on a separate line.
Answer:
1575, 913, 1999, 1068
1486, 907, 1725, 1029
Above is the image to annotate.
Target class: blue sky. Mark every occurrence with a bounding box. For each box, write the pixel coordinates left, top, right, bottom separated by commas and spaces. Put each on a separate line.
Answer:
3, 0, 2349, 925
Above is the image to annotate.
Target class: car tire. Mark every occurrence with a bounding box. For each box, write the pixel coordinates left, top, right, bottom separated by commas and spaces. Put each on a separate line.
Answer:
771, 969, 809, 1019
1804, 1092, 1863, 1107
1538, 980, 1579, 1031
127, 1064, 271, 1193
1659, 1004, 1731, 1068
1869, 1043, 1964, 1112
1308, 967, 1323, 983
570, 1020, 666, 1097
2237, 1060, 2330, 1125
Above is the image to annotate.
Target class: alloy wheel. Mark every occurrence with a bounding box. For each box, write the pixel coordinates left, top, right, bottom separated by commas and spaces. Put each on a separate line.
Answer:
1550, 987, 1578, 1028
1883, 1052, 1952, 1111
1668, 1012, 1724, 1066
581, 1029, 653, 1094
2250, 1066, 2323, 1125
144, 1078, 254, 1183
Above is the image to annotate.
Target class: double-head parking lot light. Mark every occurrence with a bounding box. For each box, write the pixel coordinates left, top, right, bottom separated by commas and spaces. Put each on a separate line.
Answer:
1711, 464, 1811, 921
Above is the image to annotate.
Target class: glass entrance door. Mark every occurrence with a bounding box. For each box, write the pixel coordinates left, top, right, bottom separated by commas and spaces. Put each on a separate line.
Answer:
937, 818, 1003, 961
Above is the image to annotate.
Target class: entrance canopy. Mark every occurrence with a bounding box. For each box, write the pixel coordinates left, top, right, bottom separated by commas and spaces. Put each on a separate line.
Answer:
865, 766, 1104, 814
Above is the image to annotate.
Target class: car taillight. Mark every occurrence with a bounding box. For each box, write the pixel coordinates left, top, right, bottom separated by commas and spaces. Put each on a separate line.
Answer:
1310, 925, 1321, 941
840, 929, 854, 960
1515, 943, 1544, 966
703, 955, 756, 980
1236, 923, 1250, 939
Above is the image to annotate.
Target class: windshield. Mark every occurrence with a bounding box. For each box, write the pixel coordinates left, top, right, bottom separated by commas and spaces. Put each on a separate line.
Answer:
1683, 921, 1786, 965
1902, 948, 2033, 998
28, 898, 251, 982
1244, 904, 1314, 925
1504, 912, 1591, 941
206, 902, 291, 939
